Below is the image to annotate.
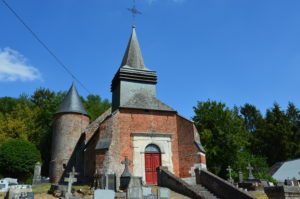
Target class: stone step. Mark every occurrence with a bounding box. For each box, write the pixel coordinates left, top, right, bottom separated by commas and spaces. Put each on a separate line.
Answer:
192, 185, 221, 199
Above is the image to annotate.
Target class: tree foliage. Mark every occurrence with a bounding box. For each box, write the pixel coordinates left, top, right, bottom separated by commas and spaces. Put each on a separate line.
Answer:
193, 100, 255, 178
0, 139, 41, 181
193, 100, 300, 180
0, 88, 111, 178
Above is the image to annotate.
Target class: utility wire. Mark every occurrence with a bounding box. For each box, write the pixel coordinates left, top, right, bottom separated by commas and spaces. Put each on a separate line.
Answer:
1, 0, 92, 94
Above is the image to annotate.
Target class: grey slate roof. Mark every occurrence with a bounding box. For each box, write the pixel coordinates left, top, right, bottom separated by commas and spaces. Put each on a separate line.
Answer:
269, 158, 300, 181
120, 27, 149, 70
56, 83, 88, 116
121, 93, 175, 112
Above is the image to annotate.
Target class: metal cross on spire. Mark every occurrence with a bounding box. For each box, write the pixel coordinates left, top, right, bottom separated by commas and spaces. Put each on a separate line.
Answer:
127, 0, 142, 27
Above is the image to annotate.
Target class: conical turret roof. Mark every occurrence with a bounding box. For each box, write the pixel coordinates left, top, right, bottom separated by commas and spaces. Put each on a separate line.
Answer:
120, 26, 148, 70
56, 82, 88, 116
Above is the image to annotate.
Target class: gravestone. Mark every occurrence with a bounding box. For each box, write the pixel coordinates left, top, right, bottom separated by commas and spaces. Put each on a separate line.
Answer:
19, 191, 34, 199
64, 167, 78, 199
246, 163, 254, 180
32, 162, 42, 185
127, 177, 143, 199
260, 179, 270, 187
226, 165, 234, 184
142, 187, 152, 196
158, 188, 170, 199
285, 178, 293, 186
238, 171, 243, 183
107, 174, 116, 190
292, 178, 299, 186
94, 189, 115, 199
120, 156, 132, 190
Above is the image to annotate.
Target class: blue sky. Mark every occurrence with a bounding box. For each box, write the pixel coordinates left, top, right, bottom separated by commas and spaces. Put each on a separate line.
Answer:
1, 0, 300, 118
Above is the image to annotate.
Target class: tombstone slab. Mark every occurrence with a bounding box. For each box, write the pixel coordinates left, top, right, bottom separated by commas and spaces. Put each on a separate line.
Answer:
142, 187, 152, 196
127, 177, 143, 199
158, 188, 170, 199
94, 189, 115, 199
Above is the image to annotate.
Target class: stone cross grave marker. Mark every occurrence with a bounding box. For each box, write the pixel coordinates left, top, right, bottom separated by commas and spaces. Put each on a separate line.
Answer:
64, 167, 78, 199
246, 163, 254, 180
121, 156, 132, 177
226, 166, 234, 184
120, 156, 132, 190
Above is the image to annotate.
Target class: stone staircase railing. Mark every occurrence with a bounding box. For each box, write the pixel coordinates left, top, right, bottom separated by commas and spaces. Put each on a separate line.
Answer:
195, 168, 255, 199
156, 167, 219, 199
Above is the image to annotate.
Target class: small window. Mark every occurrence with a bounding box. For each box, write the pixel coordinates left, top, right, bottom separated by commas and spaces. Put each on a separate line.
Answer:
145, 144, 160, 153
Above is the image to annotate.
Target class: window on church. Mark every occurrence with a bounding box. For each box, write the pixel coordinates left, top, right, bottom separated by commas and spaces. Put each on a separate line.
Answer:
145, 144, 160, 153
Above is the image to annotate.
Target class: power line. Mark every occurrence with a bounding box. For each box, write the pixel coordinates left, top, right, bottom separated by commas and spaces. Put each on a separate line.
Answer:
1, 0, 92, 94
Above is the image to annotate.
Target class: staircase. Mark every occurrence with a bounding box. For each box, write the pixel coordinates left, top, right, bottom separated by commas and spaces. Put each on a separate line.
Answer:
191, 184, 221, 199
157, 167, 255, 199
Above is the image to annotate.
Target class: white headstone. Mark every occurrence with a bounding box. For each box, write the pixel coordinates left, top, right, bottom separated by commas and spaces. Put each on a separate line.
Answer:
94, 189, 115, 199
142, 187, 152, 196
158, 188, 170, 199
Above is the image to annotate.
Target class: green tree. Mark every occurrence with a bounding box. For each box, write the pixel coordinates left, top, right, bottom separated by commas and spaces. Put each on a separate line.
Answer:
0, 139, 41, 181
254, 103, 300, 165
193, 100, 250, 177
30, 88, 66, 175
83, 94, 111, 121
0, 103, 41, 144
240, 103, 263, 133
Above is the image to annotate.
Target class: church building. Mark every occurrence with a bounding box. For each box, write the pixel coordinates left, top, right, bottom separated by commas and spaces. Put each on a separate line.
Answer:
49, 26, 206, 185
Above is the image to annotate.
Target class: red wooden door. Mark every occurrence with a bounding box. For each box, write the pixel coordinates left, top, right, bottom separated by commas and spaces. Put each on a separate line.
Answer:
145, 153, 161, 184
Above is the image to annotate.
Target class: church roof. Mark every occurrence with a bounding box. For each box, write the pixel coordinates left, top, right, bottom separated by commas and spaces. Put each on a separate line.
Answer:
120, 26, 149, 70
121, 93, 175, 112
268, 158, 300, 181
56, 82, 88, 116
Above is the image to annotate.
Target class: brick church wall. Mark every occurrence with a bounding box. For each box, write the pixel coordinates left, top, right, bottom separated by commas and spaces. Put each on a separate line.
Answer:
176, 115, 203, 178
117, 108, 181, 176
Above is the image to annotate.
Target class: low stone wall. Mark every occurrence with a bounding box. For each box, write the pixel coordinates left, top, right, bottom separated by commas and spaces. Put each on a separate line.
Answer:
264, 186, 300, 199
195, 168, 255, 199
156, 167, 205, 199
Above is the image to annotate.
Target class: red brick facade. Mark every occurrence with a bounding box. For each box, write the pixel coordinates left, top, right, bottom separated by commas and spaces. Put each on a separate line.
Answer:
84, 108, 206, 183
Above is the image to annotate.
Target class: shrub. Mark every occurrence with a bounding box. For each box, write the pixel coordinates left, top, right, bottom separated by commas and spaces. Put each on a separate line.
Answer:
0, 139, 41, 181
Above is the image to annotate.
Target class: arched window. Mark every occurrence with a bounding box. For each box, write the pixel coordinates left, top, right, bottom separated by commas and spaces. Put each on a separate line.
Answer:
145, 144, 160, 153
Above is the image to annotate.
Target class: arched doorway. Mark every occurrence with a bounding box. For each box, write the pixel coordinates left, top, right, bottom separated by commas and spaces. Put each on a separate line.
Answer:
145, 144, 161, 184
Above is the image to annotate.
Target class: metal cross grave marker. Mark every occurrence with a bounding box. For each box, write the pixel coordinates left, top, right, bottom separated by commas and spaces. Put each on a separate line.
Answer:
246, 163, 254, 180
127, 0, 142, 27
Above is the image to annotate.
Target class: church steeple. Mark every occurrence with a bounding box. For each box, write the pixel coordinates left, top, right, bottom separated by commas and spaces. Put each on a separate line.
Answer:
56, 82, 88, 116
111, 27, 174, 113
120, 26, 148, 70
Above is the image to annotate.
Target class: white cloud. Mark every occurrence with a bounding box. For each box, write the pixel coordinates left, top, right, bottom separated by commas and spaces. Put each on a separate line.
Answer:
146, 0, 185, 4
0, 47, 42, 82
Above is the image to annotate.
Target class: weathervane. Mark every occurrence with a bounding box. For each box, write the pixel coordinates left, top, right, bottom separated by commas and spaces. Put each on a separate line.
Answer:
127, 0, 142, 27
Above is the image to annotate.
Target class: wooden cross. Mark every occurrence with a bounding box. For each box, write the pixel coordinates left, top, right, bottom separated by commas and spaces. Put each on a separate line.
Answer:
64, 167, 79, 196
121, 156, 132, 177
246, 163, 254, 180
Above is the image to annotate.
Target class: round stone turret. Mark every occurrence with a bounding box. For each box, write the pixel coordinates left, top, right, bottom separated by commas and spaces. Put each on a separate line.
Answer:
49, 83, 89, 184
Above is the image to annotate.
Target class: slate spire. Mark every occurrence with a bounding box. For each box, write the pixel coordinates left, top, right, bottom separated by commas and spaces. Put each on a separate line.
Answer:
120, 26, 148, 70
56, 82, 88, 116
